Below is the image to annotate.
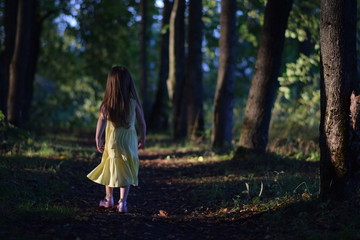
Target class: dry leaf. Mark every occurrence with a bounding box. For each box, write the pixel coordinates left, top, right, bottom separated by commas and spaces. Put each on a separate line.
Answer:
158, 210, 169, 217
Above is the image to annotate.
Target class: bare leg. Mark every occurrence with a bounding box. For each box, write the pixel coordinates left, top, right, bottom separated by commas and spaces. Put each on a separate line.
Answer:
105, 186, 113, 200
119, 185, 130, 202
99, 186, 114, 208
118, 185, 130, 212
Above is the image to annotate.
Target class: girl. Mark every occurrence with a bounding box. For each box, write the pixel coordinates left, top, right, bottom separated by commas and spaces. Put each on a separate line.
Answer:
87, 66, 146, 213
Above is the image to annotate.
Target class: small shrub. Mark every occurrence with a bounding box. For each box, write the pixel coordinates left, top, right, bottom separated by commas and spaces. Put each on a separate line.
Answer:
0, 111, 32, 154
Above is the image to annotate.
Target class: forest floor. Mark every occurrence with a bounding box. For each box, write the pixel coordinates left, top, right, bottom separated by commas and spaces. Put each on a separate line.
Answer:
1, 132, 360, 240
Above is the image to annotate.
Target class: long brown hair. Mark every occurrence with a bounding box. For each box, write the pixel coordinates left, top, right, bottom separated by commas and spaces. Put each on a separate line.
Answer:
100, 66, 141, 128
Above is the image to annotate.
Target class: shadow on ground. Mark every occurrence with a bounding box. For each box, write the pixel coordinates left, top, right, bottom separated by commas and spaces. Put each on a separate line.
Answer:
1, 134, 358, 240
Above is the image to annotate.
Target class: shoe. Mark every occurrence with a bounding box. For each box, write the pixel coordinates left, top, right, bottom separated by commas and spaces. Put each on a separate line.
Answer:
117, 200, 128, 213
99, 197, 114, 208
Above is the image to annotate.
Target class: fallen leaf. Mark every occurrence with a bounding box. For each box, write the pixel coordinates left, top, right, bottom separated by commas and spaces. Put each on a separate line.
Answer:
158, 210, 169, 217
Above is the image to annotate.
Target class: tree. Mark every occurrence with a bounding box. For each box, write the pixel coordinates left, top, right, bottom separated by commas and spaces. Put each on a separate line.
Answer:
211, 0, 237, 151
140, 0, 149, 118
77, 0, 139, 83
167, 0, 186, 138
238, 0, 293, 152
22, 0, 43, 123
319, 0, 358, 199
7, 0, 37, 126
148, 0, 172, 132
185, 0, 204, 140
0, 0, 18, 118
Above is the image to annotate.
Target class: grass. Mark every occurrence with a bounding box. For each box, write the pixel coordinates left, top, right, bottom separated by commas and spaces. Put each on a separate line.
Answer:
186, 153, 319, 212
0, 135, 83, 239
0, 155, 79, 223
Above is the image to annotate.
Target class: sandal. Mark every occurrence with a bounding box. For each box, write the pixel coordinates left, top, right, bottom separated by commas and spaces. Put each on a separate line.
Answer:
117, 200, 128, 213
99, 197, 114, 208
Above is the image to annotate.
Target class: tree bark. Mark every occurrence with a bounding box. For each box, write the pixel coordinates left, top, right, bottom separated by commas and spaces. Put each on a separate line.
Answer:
238, 0, 293, 152
0, 0, 19, 118
7, 0, 35, 126
319, 0, 358, 199
185, 0, 204, 140
22, 0, 40, 123
211, 0, 237, 151
148, 0, 172, 132
140, 0, 149, 118
167, 0, 186, 138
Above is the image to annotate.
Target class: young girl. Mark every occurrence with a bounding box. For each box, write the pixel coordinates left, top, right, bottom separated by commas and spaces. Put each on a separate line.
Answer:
87, 66, 146, 213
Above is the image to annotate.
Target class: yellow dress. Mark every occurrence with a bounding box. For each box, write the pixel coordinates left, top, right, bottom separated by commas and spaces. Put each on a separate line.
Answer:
87, 99, 139, 187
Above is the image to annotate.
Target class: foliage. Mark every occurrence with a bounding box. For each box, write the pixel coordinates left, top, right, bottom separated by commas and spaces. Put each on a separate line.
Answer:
0, 111, 32, 154
76, 0, 140, 83
37, 18, 85, 86
30, 76, 103, 131
271, 53, 320, 140
285, 0, 320, 42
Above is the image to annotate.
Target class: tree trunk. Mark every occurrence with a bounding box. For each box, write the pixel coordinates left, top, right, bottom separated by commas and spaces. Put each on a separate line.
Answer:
140, 0, 149, 118
298, 29, 313, 57
185, 0, 204, 140
148, 0, 172, 132
167, 0, 186, 138
238, 0, 293, 152
7, 0, 35, 126
23, 0, 40, 123
211, 0, 237, 151
0, 0, 18, 118
320, 0, 358, 199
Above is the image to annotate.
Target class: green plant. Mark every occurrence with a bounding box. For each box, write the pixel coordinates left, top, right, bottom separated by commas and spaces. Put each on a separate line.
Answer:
30, 76, 102, 131
0, 111, 33, 154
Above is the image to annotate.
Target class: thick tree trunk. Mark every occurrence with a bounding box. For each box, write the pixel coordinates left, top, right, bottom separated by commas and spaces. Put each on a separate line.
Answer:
140, 0, 149, 118
0, 0, 19, 118
211, 0, 237, 151
167, 0, 186, 138
185, 0, 204, 140
238, 0, 293, 152
148, 0, 172, 132
320, 0, 358, 199
7, 0, 35, 126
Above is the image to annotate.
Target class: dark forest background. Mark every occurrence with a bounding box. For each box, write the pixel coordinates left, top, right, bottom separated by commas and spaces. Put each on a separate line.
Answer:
1, 0, 344, 139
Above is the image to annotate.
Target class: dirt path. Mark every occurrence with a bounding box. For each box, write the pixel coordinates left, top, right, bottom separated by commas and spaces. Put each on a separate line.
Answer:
55, 145, 266, 240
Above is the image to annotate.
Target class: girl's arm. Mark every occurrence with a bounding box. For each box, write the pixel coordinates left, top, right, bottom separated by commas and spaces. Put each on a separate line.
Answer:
95, 112, 107, 153
135, 102, 146, 149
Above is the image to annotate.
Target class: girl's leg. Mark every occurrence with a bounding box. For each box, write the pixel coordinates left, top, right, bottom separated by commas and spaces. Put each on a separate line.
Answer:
99, 186, 114, 208
105, 186, 113, 200
118, 185, 130, 212
119, 185, 130, 202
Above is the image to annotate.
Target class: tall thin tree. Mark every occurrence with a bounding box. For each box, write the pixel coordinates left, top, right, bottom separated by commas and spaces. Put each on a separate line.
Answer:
7, 0, 36, 126
212, 0, 237, 151
319, 0, 358, 199
148, 0, 172, 131
140, 0, 149, 118
23, 0, 40, 123
238, 0, 293, 152
167, 0, 186, 138
0, 0, 19, 118
185, 0, 204, 140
